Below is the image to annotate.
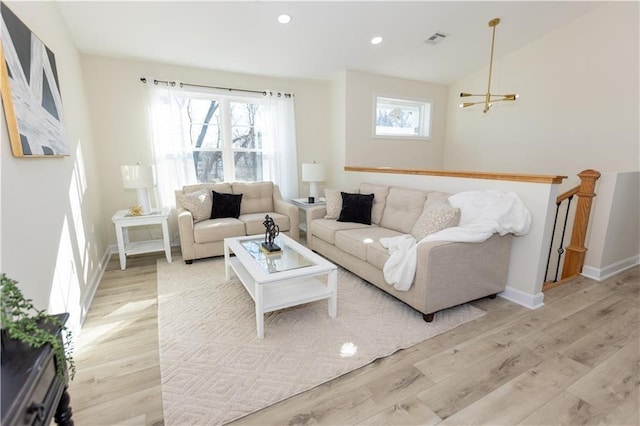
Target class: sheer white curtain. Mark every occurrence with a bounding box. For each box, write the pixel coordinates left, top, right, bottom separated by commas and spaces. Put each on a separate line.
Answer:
262, 92, 298, 200
146, 83, 298, 204
147, 82, 196, 208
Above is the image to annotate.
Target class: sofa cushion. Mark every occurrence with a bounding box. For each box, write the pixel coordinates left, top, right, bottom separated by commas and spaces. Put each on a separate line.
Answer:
359, 183, 390, 225
338, 192, 374, 225
366, 241, 391, 270
194, 218, 245, 243
176, 189, 212, 223
310, 219, 372, 244
240, 212, 290, 236
232, 182, 274, 214
211, 191, 243, 219
380, 187, 429, 234
335, 227, 404, 261
411, 205, 461, 241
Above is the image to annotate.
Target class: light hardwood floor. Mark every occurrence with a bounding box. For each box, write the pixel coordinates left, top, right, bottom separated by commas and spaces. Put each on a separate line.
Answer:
69, 250, 639, 425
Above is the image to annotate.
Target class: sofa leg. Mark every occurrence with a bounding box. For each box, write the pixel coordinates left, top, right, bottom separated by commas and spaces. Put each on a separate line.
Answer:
488, 293, 497, 299
185, 259, 193, 265
422, 313, 435, 323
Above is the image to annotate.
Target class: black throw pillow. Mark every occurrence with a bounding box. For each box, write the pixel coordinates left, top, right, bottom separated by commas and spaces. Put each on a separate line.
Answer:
337, 192, 374, 225
211, 191, 243, 219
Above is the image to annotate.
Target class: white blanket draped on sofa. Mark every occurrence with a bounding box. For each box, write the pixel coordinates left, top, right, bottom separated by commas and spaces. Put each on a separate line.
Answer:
380, 190, 532, 291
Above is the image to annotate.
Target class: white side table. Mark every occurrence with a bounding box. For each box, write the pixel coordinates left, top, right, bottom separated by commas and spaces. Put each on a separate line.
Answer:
111, 208, 172, 270
291, 197, 326, 209
291, 198, 326, 243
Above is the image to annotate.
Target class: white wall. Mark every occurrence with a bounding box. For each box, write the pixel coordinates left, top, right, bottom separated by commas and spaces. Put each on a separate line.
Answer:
329, 71, 347, 189
584, 171, 640, 280
80, 55, 332, 246
445, 2, 639, 181
343, 70, 448, 170
0, 2, 106, 334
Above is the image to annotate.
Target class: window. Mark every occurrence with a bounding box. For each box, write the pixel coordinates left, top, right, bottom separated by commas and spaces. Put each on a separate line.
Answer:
187, 96, 264, 183
148, 83, 298, 207
374, 96, 431, 139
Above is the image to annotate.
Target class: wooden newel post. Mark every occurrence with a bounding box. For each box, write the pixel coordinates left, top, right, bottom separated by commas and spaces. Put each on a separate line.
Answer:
561, 169, 601, 279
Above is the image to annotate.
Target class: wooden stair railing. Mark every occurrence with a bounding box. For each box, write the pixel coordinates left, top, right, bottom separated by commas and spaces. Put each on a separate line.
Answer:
543, 169, 601, 291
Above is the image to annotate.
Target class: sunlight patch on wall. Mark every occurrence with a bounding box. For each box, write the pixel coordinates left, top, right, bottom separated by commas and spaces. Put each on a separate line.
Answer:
49, 215, 82, 342
69, 143, 89, 283
50, 144, 91, 340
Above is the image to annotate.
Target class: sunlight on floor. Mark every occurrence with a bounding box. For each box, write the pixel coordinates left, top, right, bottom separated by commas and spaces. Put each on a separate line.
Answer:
105, 299, 157, 319
75, 320, 126, 353
340, 342, 358, 358
76, 299, 156, 350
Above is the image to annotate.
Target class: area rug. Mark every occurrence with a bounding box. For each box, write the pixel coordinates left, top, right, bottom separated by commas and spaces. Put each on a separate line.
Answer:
157, 256, 485, 425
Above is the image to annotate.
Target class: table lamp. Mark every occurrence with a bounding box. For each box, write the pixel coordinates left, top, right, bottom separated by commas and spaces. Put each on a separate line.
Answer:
121, 163, 156, 215
302, 162, 326, 200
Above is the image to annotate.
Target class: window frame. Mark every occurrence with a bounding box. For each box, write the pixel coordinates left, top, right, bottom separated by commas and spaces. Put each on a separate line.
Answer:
372, 94, 432, 140
185, 91, 265, 183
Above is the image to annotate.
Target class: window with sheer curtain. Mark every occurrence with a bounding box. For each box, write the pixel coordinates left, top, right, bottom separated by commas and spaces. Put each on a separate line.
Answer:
146, 82, 298, 207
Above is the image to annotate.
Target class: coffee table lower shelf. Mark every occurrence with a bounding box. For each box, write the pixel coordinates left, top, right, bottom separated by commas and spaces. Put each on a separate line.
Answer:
228, 257, 337, 339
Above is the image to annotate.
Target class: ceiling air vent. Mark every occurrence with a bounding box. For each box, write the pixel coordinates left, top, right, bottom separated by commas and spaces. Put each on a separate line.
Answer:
424, 32, 448, 45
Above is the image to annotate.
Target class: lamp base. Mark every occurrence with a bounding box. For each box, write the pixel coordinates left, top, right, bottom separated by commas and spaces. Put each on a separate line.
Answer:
136, 188, 152, 215
309, 182, 320, 199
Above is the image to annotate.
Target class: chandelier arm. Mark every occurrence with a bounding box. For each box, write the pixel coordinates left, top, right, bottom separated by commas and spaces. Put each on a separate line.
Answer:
460, 18, 515, 112
461, 100, 486, 108
491, 98, 514, 103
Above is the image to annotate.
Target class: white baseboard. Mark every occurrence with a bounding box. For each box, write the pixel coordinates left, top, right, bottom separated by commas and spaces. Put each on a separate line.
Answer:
79, 247, 112, 326
582, 255, 640, 281
498, 287, 545, 310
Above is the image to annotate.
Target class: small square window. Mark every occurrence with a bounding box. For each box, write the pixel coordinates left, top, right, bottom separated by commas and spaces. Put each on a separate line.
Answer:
374, 96, 431, 139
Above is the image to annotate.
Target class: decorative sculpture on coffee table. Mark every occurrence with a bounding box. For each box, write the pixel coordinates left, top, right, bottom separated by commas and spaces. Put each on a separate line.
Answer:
262, 215, 281, 253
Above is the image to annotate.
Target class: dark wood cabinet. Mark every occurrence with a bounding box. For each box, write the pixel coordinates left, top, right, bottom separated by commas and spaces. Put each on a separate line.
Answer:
1, 313, 73, 425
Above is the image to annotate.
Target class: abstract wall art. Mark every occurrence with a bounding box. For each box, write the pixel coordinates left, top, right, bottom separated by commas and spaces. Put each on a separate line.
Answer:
0, 2, 69, 157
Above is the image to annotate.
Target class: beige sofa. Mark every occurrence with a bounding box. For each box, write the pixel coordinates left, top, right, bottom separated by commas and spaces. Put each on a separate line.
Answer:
175, 181, 299, 263
306, 183, 512, 321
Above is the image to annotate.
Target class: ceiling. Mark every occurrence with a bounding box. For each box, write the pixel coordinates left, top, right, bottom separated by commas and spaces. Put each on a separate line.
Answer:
56, 1, 605, 85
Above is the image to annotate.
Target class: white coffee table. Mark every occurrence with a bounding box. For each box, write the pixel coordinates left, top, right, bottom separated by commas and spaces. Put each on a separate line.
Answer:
224, 233, 337, 339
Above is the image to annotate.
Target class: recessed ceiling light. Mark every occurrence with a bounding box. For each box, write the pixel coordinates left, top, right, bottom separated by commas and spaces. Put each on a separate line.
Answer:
277, 14, 291, 24
371, 36, 383, 45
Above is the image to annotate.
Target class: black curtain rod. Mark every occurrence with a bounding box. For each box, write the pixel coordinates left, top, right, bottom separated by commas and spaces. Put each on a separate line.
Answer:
140, 77, 293, 97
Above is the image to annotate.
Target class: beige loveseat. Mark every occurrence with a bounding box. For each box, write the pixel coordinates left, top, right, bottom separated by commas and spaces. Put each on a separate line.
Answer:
306, 183, 512, 321
175, 181, 299, 263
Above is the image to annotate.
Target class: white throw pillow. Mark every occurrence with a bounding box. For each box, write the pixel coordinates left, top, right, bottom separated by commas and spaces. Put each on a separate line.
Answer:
177, 189, 212, 223
411, 205, 461, 241
324, 188, 344, 219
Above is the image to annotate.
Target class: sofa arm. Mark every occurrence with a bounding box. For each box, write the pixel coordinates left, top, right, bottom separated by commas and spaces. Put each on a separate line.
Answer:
414, 234, 512, 314
305, 206, 327, 245
274, 199, 300, 241
308, 206, 327, 221
177, 208, 197, 261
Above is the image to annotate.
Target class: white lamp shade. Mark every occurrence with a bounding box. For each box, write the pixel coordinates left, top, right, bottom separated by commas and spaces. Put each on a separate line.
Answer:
121, 164, 156, 189
301, 163, 326, 183
121, 164, 156, 215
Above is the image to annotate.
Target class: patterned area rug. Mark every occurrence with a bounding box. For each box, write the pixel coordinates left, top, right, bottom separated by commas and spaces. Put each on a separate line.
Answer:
157, 256, 485, 425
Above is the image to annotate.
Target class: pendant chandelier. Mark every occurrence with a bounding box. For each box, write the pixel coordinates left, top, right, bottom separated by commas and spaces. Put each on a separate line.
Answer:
460, 18, 517, 113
